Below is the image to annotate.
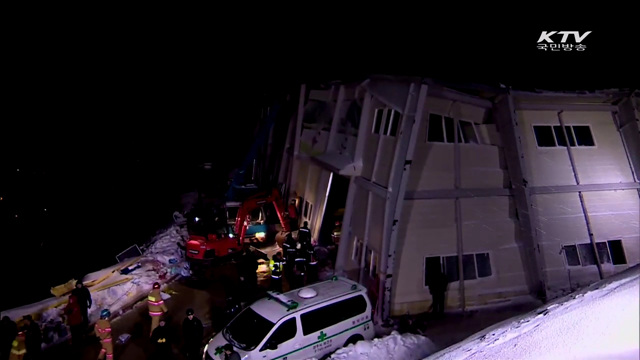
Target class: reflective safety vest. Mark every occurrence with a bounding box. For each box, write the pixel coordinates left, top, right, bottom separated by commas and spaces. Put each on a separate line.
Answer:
148, 289, 168, 316
9, 334, 26, 360
95, 319, 112, 341
269, 259, 284, 278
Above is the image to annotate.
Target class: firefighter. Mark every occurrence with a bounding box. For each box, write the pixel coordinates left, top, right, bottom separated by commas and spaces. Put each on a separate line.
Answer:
94, 309, 113, 360
148, 282, 168, 336
269, 253, 285, 293
8, 331, 25, 360
297, 221, 311, 245
282, 232, 297, 288
22, 315, 41, 360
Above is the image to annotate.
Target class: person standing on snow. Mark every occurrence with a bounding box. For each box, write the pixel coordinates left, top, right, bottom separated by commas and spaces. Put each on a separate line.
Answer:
64, 294, 84, 347
151, 318, 173, 360
22, 315, 41, 360
427, 268, 449, 319
71, 280, 92, 332
94, 309, 114, 360
1, 316, 18, 360
148, 282, 169, 336
8, 330, 26, 360
181, 308, 203, 360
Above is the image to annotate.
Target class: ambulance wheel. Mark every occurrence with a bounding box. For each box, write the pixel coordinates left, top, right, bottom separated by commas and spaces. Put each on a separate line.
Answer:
344, 334, 364, 347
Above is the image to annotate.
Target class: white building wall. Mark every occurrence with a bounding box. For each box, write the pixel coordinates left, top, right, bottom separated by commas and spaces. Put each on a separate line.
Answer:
517, 110, 635, 186
372, 137, 395, 188
460, 197, 529, 303
517, 110, 576, 186
393, 199, 456, 315
563, 111, 635, 184
533, 190, 640, 298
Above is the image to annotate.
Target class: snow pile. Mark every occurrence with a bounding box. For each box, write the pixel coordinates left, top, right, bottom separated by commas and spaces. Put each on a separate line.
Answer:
85, 224, 189, 322
425, 265, 640, 360
322, 331, 438, 360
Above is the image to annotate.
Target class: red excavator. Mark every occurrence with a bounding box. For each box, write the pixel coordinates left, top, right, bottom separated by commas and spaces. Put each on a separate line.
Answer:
234, 187, 291, 243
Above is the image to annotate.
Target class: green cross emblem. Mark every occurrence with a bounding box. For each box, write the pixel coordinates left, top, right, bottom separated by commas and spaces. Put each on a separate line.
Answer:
214, 346, 224, 355
318, 331, 327, 341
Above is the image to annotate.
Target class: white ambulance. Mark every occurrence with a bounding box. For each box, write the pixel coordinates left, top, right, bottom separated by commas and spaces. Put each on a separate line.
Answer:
204, 276, 375, 360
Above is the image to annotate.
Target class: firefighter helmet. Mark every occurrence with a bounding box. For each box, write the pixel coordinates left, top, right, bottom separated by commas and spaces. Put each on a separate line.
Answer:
100, 309, 111, 319
153, 282, 160, 289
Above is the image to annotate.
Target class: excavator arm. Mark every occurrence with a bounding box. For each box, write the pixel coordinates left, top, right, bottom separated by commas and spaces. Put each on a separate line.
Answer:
234, 188, 291, 241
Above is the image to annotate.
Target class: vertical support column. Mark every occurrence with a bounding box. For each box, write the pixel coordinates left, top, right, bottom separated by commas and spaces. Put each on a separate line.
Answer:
378, 82, 424, 323
557, 111, 603, 280
359, 191, 374, 285
354, 93, 373, 164
278, 102, 297, 188
327, 85, 346, 152
453, 114, 466, 312
494, 92, 546, 300
288, 84, 307, 200
334, 175, 357, 275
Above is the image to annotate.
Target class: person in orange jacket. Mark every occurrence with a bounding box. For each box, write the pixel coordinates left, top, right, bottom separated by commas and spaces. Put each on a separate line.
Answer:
148, 282, 168, 336
95, 309, 114, 360
8, 331, 26, 360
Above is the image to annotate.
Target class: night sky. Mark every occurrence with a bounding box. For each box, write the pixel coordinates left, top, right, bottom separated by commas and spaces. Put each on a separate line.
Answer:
1, 16, 636, 310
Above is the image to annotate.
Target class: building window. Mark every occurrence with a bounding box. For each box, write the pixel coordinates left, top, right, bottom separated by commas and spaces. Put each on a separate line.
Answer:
372, 108, 401, 136
352, 236, 362, 261
563, 240, 627, 267
369, 250, 378, 278
303, 200, 313, 221
533, 125, 596, 148
426, 113, 479, 144
423, 252, 492, 286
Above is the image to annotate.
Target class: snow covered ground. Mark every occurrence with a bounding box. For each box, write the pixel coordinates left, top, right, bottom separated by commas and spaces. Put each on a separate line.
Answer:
425, 264, 640, 359
309, 265, 639, 360
1, 220, 191, 347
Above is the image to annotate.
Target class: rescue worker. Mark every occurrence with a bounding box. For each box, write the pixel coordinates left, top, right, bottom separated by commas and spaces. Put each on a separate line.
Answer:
22, 315, 41, 360
8, 331, 25, 360
151, 318, 173, 360
181, 308, 203, 360
236, 245, 258, 301
64, 294, 84, 347
1, 316, 17, 360
94, 309, 113, 360
297, 221, 311, 246
71, 281, 92, 332
148, 282, 168, 336
268, 253, 285, 293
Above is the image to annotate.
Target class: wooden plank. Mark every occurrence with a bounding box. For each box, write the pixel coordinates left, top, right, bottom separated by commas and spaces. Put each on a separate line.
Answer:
85, 257, 141, 288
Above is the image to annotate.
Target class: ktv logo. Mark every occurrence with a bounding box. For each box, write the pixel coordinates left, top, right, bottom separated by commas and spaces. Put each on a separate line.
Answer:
537, 31, 591, 52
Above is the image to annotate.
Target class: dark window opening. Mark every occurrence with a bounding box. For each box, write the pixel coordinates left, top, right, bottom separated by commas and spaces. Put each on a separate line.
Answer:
372, 109, 383, 134
553, 126, 576, 147
563, 245, 581, 266
533, 126, 556, 147
444, 116, 455, 143
475, 253, 492, 277
427, 114, 445, 142
608, 240, 627, 265
388, 110, 401, 136
573, 126, 595, 146
459, 120, 478, 144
